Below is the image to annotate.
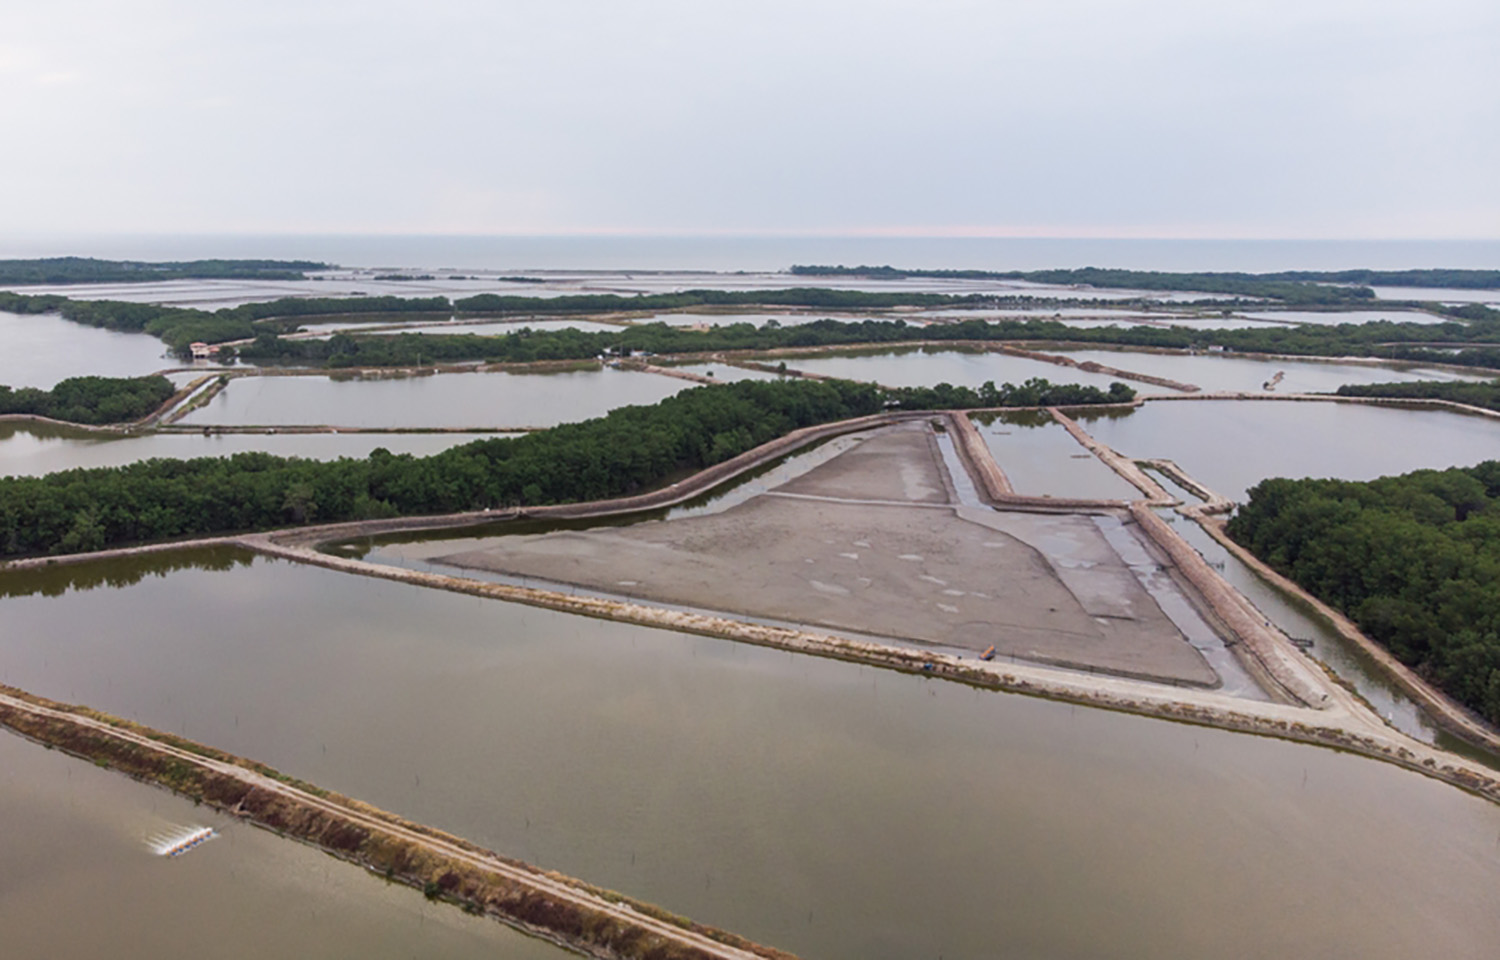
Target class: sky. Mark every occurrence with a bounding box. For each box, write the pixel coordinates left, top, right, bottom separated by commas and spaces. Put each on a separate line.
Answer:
1, 0, 1497, 240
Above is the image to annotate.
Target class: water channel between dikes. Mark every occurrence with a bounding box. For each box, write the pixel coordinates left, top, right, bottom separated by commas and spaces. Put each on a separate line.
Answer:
3, 549, 1500, 960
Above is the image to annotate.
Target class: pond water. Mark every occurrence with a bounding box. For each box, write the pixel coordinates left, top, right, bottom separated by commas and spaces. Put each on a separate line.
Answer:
972, 410, 1142, 500
660, 362, 786, 383
1056, 348, 1490, 394
1075, 399, 1500, 503
296, 318, 624, 336
774, 346, 1131, 391
0, 422, 504, 478
1235, 309, 1447, 326
1371, 287, 1500, 305
2, 552, 1498, 960
634, 312, 845, 327
1144, 505, 1491, 759
177, 368, 691, 429
0, 731, 567, 960
0, 311, 169, 388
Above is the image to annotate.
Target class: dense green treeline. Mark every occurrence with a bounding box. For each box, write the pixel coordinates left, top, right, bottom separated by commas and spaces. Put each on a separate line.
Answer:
236, 295, 452, 321
0, 375, 175, 425
1335, 380, 1500, 412
5, 280, 1496, 368
236, 313, 1500, 373
792, 264, 1500, 299
789, 265, 1376, 303
0, 257, 327, 284
796, 263, 1500, 290
0, 292, 450, 354
0, 375, 1130, 557
1269, 269, 1500, 289
0, 292, 256, 351
55, 299, 257, 352
1228, 464, 1500, 725
883, 378, 1135, 410
451, 288, 991, 314
0, 379, 884, 556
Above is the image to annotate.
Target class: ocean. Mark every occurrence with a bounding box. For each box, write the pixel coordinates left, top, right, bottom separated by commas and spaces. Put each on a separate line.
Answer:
2, 235, 1497, 274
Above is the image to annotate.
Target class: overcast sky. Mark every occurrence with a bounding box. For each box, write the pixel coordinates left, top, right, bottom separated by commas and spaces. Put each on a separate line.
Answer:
2, 0, 1496, 240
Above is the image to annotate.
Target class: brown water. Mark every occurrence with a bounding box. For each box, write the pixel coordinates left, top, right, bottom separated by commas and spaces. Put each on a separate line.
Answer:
0, 729, 569, 959
3, 551, 1499, 960
1057, 348, 1489, 394
773, 345, 1131, 391
299, 318, 625, 336
0, 311, 169, 388
178, 367, 691, 429
662, 361, 787, 383
972, 410, 1142, 499
0, 422, 507, 477
1076, 399, 1500, 503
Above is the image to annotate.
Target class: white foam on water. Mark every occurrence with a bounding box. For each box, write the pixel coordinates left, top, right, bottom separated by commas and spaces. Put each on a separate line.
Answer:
148, 825, 218, 858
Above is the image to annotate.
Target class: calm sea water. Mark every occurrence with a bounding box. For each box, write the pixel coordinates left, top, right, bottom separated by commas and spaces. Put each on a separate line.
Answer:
3, 235, 1497, 273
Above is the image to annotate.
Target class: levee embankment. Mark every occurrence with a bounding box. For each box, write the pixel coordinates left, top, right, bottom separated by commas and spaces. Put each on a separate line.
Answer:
1129, 505, 1327, 708
614, 360, 722, 385
234, 534, 1500, 809
10, 404, 1500, 805
948, 408, 1140, 511
0, 686, 795, 960
1194, 515, 1500, 757
0, 411, 934, 573
0, 375, 212, 435
1048, 408, 1175, 504
707, 340, 1199, 393
1141, 458, 1234, 514
1142, 391, 1500, 420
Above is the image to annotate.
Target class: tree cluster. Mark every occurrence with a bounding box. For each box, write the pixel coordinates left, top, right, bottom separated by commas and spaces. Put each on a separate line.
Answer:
0, 257, 326, 284
1228, 463, 1500, 725
788, 265, 1382, 304
883, 377, 1134, 410
234, 310, 1500, 375
0, 372, 1133, 557
0, 379, 884, 557
1336, 379, 1500, 413
0, 375, 175, 425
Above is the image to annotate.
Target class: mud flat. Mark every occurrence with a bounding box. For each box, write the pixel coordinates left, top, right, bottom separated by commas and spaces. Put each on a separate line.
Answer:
432, 423, 1220, 686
